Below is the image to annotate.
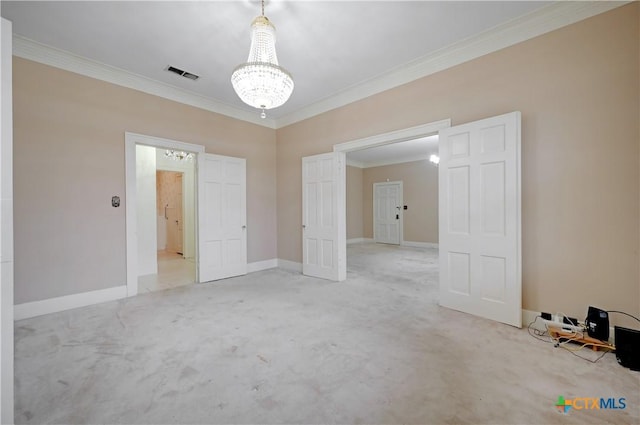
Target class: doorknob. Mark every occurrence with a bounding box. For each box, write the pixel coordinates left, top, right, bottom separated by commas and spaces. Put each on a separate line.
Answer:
242, 225, 246, 229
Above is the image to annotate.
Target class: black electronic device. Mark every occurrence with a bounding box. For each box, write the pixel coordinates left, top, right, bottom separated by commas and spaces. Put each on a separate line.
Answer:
614, 326, 640, 371
585, 306, 609, 341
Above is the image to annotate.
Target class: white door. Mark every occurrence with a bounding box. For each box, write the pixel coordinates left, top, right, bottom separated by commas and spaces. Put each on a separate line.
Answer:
373, 181, 402, 245
302, 152, 346, 281
198, 153, 247, 282
438, 111, 521, 327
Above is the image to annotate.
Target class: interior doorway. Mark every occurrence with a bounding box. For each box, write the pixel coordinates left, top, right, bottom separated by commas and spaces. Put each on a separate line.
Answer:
301, 120, 450, 282
341, 120, 449, 256
137, 149, 197, 293
125, 133, 205, 296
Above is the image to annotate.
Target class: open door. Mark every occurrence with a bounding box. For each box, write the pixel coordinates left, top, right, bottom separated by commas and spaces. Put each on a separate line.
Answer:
438, 111, 521, 327
302, 152, 346, 281
198, 153, 247, 282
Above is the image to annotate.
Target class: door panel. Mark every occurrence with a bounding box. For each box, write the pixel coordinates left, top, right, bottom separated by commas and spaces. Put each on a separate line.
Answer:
198, 154, 247, 282
374, 182, 402, 245
302, 152, 346, 281
439, 111, 521, 327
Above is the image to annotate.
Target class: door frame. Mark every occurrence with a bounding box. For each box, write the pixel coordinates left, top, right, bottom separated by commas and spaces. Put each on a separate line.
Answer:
333, 119, 451, 274
373, 181, 403, 245
124, 132, 204, 296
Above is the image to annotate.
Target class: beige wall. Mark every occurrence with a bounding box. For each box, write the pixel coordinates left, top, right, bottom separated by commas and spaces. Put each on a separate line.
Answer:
363, 160, 438, 244
276, 4, 639, 323
346, 165, 364, 240
13, 58, 277, 304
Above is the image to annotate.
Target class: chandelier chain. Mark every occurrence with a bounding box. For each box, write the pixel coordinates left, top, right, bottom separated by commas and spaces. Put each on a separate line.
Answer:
261, 0, 264, 16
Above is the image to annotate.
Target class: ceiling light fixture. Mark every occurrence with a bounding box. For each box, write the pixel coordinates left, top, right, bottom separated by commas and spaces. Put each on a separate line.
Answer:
429, 154, 440, 165
231, 0, 294, 119
165, 150, 194, 162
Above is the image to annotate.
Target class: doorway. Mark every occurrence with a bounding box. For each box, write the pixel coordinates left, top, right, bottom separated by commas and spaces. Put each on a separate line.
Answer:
335, 114, 523, 328
301, 120, 449, 281
125, 133, 204, 296
136, 148, 197, 293
125, 132, 249, 297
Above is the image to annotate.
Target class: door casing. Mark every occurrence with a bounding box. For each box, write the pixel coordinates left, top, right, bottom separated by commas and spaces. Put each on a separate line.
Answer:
333, 119, 451, 280
124, 132, 204, 296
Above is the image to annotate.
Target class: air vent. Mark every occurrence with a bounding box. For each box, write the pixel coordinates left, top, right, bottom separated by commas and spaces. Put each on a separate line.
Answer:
166, 65, 199, 81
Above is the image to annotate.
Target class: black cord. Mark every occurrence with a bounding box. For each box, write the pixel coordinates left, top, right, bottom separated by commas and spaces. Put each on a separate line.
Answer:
606, 310, 640, 323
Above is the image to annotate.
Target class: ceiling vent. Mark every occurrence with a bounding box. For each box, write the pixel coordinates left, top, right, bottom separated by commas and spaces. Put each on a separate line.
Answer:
166, 65, 199, 81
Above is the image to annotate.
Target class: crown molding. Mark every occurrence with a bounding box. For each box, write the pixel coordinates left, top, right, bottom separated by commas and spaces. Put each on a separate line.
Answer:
12, 35, 277, 129
11, 1, 627, 130
274, 1, 627, 128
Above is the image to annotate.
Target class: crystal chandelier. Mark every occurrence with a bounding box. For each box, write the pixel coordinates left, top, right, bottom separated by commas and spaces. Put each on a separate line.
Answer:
231, 0, 294, 119
165, 150, 194, 161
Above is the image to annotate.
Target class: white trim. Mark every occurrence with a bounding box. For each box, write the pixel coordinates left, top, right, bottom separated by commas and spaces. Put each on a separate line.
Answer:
125, 132, 205, 297
12, 36, 277, 130
357, 155, 431, 169
401, 241, 439, 249
274, 1, 625, 128
523, 309, 543, 330
12, 3, 623, 130
334, 120, 451, 153
277, 259, 302, 273
14, 286, 127, 321
247, 259, 278, 274
346, 159, 364, 169
0, 17, 13, 425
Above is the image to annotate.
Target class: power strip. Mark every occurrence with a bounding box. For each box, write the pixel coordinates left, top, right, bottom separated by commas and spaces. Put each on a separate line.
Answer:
541, 318, 584, 333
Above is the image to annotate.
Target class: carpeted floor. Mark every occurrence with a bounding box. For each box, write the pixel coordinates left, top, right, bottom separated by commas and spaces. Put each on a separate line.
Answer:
14, 243, 639, 424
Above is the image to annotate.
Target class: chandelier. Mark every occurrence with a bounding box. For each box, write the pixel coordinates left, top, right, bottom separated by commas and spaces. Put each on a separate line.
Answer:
165, 150, 194, 161
231, 0, 294, 119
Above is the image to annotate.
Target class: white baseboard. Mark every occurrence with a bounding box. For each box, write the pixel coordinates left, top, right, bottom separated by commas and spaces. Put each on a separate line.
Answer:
247, 258, 278, 273
14, 285, 128, 321
348, 237, 374, 244
523, 309, 542, 329
401, 241, 439, 249
278, 259, 302, 273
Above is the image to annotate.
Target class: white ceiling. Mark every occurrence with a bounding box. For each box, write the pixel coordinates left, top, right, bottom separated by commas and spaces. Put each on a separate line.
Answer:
347, 135, 438, 168
0, 1, 622, 129
2, 1, 554, 119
